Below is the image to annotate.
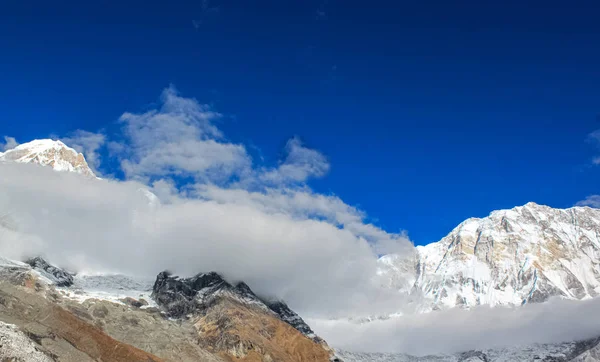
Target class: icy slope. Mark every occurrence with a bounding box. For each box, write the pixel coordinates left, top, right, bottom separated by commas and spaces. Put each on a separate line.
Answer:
379, 202, 600, 311
0, 139, 96, 177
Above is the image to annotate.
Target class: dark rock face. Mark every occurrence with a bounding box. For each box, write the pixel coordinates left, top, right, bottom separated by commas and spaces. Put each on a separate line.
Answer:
151, 271, 318, 340
265, 300, 318, 339
25, 257, 74, 287
151, 271, 254, 318
119, 297, 148, 309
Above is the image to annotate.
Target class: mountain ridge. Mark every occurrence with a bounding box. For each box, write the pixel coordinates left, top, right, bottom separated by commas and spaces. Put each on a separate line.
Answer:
378, 201, 600, 312
0, 139, 96, 177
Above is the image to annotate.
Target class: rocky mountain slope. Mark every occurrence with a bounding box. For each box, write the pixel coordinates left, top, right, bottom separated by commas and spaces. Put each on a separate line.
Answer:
378, 202, 600, 311
0, 256, 336, 361
151, 270, 336, 360
0, 139, 96, 177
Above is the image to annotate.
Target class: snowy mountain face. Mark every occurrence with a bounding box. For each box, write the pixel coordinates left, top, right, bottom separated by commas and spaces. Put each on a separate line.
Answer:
379, 202, 600, 311
25, 257, 74, 287
0, 139, 96, 177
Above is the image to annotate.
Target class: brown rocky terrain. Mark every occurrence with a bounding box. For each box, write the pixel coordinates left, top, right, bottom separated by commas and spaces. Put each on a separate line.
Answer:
193, 297, 332, 361
0, 271, 163, 361
0, 261, 334, 362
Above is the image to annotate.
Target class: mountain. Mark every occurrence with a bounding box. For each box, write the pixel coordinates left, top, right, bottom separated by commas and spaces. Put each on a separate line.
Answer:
25, 256, 74, 287
378, 202, 600, 311
0, 139, 96, 177
152, 271, 320, 339
0, 256, 336, 361
152, 271, 337, 361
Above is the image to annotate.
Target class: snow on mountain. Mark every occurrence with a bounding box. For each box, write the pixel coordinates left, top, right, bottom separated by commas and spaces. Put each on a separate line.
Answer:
25, 256, 74, 287
0, 139, 96, 177
0, 138, 164, 207
379, 202, 600, 311
59, 273, 158, 308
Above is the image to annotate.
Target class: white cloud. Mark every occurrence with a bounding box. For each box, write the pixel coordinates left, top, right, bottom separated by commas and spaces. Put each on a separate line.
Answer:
195, 185, 413, 256
576, 195, 600, 208
309, 297, 600, 355
0, 136, 18, 152
587, 129, 600, 165
0, 162, 411, 318
61, 130, 106, 173
257, 137, 330, 185
588, 130, 600, 144
114, 85, 251, 183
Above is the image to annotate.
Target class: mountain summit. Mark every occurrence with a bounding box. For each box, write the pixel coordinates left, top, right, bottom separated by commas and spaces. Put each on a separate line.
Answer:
379, 202, 600, 311
0, 139, 96, 177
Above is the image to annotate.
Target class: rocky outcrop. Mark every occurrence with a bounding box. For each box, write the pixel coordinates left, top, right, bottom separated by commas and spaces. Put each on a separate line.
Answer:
25, 257, 74, 287
152, 270, 336, 361
265, 299, 319, 340
0, 321, 54, 362
152, 271, 318, 339
194, 296, 334, 362
0, 270, 164, 361
152, 271, 261, 318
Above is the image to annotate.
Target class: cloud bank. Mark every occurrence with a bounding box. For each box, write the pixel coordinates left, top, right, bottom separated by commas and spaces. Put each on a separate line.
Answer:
309, 296, 600, 355
0, 162, 410, 318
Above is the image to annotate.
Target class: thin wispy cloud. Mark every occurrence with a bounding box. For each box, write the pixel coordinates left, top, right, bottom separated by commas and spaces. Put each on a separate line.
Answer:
576, 195, 600, 208
315, 0, 328, 20
586, 129, 600, 165
0, 136, 18, 152
576, 130, 600, 207
257, 137, 330, 185
192, 0, 220, 29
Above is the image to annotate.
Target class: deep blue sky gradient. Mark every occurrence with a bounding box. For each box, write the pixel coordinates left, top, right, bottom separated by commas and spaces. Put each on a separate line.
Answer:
1, 0, 599, 245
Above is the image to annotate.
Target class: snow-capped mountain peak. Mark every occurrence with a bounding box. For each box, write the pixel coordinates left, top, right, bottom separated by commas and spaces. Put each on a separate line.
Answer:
0, 139, 96, 177
379, 202, 600, 312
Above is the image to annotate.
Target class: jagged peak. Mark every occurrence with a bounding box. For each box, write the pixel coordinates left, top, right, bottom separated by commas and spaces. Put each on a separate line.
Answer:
151, 270, 319, 340
476, 202, 596, 224
11, 139, 71, 152
424, 202, 600, 252
0, 138, 96, 177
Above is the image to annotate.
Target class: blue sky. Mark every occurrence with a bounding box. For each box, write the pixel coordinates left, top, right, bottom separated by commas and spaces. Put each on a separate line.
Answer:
1, 0, 599, 245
